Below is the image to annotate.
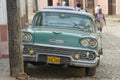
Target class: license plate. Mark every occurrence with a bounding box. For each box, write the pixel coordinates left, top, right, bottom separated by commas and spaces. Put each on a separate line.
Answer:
47, 56, 60, 64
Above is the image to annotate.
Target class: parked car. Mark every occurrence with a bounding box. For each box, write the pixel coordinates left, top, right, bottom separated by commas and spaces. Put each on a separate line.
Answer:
43, 6, 75, 11
22, 9, 103, 76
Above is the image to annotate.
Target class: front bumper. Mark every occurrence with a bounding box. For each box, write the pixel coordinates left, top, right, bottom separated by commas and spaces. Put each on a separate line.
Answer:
23, 53, 99, 67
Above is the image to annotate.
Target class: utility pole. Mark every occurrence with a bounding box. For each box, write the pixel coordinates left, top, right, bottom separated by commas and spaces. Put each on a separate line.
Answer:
6, 0, 28, 79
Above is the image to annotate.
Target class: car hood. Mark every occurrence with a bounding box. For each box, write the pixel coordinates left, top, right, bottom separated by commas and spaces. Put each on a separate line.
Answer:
23, 27, 96, 48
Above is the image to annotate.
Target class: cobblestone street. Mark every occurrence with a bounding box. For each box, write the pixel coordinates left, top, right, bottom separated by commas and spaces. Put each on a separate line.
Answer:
0, 16, 120, 80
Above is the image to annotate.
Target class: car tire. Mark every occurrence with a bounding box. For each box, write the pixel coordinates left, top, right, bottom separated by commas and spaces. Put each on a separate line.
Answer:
86, 67, 96, 76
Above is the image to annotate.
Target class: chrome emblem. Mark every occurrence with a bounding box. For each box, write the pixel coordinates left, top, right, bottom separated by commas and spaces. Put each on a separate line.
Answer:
49, 39, 64, 44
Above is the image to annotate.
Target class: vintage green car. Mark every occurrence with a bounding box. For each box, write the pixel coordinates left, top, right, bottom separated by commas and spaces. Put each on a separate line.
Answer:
22, 9, 103, 76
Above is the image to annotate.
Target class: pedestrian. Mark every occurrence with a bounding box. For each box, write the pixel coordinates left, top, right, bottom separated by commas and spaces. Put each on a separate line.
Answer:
62, 0, 66, 6
57, 0, 61, 6
76, 2, 81, 11
95, 8, 106, 32
78, 4, 87, 12
95, 5, 101, 14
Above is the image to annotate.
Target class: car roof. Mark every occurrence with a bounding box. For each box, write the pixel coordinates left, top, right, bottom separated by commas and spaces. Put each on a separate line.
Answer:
43, 6, 75, 11
37, 9, 95, 20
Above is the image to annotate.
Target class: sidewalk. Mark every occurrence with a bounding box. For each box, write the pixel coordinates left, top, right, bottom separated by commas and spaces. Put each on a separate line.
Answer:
0, 59, 15, 80
106, 15, 120, 22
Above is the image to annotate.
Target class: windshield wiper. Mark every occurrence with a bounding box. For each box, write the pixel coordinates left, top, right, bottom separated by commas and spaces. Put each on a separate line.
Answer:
71, 22, 92, 32
72, 22, 90, 29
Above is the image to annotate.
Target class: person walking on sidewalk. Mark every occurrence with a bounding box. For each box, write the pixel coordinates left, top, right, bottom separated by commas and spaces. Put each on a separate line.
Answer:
95, 5, 101, 14
76, 2, 81, 11
57, 0, 61, 6
95, 8, 106, 32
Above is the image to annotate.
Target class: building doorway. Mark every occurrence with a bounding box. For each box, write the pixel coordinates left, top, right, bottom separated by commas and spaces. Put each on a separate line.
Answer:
48, 0, 53, 6
66, 0, 69, 6
108, 0, 116, 15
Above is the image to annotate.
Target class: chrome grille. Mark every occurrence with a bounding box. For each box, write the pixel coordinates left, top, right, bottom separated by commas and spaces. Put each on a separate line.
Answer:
24, 45, 86, 55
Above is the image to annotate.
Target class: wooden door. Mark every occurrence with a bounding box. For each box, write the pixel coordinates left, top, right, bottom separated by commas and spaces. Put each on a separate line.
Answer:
108, 0, 116, 15
65, 0, 69, 6
48, 0, 53, 6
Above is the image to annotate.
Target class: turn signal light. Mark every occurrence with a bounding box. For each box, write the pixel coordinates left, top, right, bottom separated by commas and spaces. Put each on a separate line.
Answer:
29, 49, 34, 55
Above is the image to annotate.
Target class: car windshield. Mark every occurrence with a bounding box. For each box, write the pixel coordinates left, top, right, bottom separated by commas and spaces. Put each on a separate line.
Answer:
33, 12, 94, 31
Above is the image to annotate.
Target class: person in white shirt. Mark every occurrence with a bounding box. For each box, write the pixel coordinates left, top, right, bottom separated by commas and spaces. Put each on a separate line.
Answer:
95, 5, 101, 14
78, 4, 87, 12
76, 2, 81, 11
62, 0, 66, 6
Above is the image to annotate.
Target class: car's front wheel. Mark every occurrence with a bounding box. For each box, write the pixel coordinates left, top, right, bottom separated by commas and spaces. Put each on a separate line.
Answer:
86, 67, 96, 76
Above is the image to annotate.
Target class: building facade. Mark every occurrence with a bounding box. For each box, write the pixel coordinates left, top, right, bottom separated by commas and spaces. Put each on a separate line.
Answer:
0, 0, 8, 58
0, 0, 26, 58
96, 0, 120, 15
36, 0, 120, 15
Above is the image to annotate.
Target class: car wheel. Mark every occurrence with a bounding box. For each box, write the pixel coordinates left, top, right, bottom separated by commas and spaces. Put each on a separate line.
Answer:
86, 67, 96, 76
98, 48, 103, 55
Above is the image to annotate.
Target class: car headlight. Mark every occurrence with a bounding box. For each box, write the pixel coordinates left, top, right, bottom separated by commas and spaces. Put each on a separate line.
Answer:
88, 51, 96, 60
22, 32, 32, 41
80, 38, 97, 48
80, 51, 87, 59
80, 39, 89, 47
80, 51, 96, 60
89, 39, 97, 48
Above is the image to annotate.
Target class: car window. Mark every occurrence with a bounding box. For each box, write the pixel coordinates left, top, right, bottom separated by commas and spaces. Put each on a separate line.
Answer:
33, 12, 94, 31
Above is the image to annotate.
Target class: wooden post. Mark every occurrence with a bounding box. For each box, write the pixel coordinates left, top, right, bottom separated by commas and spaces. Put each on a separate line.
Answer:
25, 0, 28, 23
6, 0, 29, 79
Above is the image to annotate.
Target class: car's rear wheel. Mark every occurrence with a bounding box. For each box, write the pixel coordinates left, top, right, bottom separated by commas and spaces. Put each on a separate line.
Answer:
86, 67, 96, 76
